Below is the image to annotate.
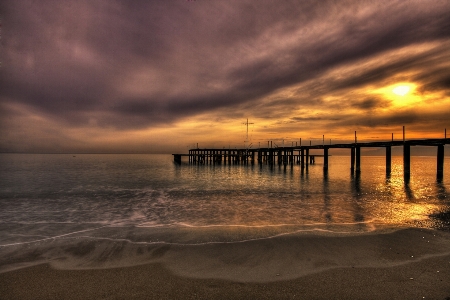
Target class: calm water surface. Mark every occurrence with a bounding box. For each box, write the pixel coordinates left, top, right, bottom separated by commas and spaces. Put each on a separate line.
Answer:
0, 153, 449, 249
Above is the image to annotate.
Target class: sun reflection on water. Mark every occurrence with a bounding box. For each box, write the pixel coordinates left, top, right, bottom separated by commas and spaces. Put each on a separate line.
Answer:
170, 155, 450, 233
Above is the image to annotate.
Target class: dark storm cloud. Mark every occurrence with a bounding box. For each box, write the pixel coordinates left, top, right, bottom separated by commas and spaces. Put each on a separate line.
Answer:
1, 0, 450, 132
415, 68, 450, 95
328, 43, 450, 95
225, 2, 450, 99
331, 108, 450, 131
336, 110, 420, 128
351, 98, 388, 110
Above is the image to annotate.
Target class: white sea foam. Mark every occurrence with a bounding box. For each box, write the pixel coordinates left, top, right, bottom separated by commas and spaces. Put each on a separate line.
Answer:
0, 222, 387, 248
0, 226, 107, 247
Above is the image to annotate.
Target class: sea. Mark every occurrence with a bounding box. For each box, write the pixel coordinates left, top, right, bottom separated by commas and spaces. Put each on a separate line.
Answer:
0, 153, 449, 272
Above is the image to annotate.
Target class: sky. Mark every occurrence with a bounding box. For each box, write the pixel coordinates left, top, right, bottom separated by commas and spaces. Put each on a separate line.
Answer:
1, 0, 450, 154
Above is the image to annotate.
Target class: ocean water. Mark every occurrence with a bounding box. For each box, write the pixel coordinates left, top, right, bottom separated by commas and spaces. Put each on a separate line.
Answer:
0, 153, 449, 271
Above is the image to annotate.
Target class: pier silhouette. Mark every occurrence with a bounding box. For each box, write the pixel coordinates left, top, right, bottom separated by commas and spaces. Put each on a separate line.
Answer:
174, 135, 448, 181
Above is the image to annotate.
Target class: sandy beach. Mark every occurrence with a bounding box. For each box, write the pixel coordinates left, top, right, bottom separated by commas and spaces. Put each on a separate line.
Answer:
1, 228, 450, 299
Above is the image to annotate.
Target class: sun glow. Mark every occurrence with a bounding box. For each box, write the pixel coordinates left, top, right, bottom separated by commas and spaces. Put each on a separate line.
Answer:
372, 82, 420, 107
389, 83, 418, 106
392, 85, 410, 96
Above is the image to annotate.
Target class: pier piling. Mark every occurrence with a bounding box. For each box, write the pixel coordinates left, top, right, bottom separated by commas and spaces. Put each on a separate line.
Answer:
350, 147, 355, 173
355, 146, 361, 174
301, 148, 305, 169
306, 148, 309, 169
386, 146, 391, 175
403, 143, 411, 182
437, 144, 444, 180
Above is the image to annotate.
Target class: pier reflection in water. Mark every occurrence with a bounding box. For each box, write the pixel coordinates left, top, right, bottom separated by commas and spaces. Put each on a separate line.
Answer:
174, 154, 449, 232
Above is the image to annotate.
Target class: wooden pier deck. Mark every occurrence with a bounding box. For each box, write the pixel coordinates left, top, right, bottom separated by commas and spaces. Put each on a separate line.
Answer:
173, 138, 449, 180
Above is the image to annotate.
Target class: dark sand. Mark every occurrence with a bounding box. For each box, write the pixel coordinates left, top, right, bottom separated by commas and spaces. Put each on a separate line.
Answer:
1, 228, 450, 299
1, 257, 450, 300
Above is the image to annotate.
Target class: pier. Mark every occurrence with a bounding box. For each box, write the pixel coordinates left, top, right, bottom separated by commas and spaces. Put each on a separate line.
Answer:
173, 137, 449, 180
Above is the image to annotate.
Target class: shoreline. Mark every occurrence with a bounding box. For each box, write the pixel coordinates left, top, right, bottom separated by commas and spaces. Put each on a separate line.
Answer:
1, 228, 450, 299
1, 254, 449, 300
2, 227, 449, 275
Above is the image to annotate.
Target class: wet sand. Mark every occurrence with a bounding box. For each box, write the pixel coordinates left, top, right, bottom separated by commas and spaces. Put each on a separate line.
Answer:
1, 256, 450, 300
1, 228, 450, 299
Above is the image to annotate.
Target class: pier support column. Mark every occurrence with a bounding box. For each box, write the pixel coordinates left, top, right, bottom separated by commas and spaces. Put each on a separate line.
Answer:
437, 144, 444, 181
301, 148, 305, 169
350, 147, 355, 174
403, 143, 410, 183
305, 148, 309, 169
386, 146, 391, 175
355, 146, 361, 174
323, 147, 328, 171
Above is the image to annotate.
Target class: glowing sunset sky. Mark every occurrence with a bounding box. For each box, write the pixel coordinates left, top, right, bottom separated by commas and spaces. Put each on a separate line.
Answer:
1, 0, 449, 153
